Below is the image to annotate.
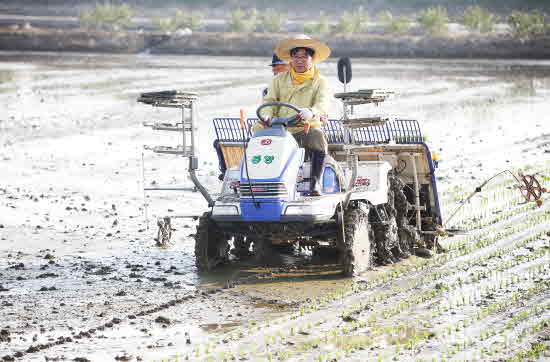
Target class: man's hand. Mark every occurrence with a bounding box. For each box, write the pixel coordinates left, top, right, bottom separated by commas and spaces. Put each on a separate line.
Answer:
297, 108, 314, 121
260, 116, 272, 127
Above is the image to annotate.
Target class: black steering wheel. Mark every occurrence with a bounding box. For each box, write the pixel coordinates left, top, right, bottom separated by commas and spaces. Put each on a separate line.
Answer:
256, 101, 302, 127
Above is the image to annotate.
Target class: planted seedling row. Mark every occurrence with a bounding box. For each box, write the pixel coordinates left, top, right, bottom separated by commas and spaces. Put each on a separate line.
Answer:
202, 225, 540, 360
169, 200, 548, 361
438, 303, 549, 361
218, 216, 547, 356
504, 318, 549, 362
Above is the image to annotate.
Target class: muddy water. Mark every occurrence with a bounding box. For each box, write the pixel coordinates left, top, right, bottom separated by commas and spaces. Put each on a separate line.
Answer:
0, 52, 549, 360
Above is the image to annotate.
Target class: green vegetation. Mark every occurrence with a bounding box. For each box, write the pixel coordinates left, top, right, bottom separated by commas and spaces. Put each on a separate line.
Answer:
227, 8, 258, 32
377, 11, 412, 34
303, 13, 331, 35
153, 9, 204, 32
65, 0, 550, 14
507, 10, 547, 39
462, 6, 497, 33
336, 7, 368, 34
417, 6, 449, 35
79, 2, 135, 31
184, 11, 204, 30
258, 9, 286, 32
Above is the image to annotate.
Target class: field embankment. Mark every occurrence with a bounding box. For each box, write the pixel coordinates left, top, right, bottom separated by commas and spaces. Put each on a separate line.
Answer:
2, 28, 550, 58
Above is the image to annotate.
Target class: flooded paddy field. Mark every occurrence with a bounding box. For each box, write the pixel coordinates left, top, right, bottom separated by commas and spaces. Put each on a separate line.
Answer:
0, 52, 549, 361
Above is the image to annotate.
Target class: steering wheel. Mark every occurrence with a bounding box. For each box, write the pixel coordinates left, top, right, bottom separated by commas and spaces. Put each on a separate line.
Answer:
256, 101, 302, 127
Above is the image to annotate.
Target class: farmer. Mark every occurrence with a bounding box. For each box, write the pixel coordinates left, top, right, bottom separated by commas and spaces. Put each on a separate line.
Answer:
253, 35, 331, 196
269, 53, 289, 76
262, 54, 289, 97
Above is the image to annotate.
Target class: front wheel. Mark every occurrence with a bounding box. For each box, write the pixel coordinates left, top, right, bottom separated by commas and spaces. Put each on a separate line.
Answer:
194, 212, 229, 271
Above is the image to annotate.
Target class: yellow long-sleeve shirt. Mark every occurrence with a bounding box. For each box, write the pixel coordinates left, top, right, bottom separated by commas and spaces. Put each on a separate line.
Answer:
254, 69, 331, 134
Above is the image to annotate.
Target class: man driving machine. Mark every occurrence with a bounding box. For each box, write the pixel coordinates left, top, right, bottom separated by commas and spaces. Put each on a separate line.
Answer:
253, 35, 331, 196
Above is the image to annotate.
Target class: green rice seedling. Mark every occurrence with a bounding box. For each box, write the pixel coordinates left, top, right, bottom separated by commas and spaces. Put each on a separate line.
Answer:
238, 347, 246, 360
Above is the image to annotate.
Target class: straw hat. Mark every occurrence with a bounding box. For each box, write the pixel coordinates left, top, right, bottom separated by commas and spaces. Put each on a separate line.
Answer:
274, 34, 331, 64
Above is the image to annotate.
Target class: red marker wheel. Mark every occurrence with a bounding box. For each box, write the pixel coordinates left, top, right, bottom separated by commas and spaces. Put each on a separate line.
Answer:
518, 173, 546, 206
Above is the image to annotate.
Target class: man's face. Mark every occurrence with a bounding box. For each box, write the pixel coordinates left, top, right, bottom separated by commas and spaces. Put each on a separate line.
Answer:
272, 64, 289, 76
291, 48, 312, 73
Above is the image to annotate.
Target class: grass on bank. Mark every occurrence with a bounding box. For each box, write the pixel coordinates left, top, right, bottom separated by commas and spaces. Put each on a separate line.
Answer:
377, 11, 412, 34
508, 10, 547, 39
416, 6, 449, 35
79, 2, 134, 32
462, 5, 498, 33
228, 8, 258, 32
77, 3, 550, 39
153, 10, 204, 32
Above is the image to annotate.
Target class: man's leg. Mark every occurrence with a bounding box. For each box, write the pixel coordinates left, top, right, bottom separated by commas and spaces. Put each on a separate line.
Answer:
295, 128, 328, 196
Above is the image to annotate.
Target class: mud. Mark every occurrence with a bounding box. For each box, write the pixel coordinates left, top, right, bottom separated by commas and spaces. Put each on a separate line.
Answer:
0, 53, 549, 360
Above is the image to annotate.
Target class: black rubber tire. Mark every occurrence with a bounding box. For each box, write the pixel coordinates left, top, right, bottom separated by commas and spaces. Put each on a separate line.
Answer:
339, 207, 372, 277
371, 210, 400, 265
194, 212, 229, 271
231, 236, 252, 259
252, 239, 272, 259
312, 246, 338, 260
390, 176, 417, 256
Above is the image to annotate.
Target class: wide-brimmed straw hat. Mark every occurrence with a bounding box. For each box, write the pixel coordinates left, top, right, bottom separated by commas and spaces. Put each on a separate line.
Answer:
274, 34, 331, 64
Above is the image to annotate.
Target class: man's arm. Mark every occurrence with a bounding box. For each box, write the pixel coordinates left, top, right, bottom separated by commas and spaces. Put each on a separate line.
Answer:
260, 77, 280, 120
309, 76, 330, 119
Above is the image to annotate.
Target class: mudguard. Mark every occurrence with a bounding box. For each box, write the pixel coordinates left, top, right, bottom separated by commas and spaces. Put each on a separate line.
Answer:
349, 161, 393, 205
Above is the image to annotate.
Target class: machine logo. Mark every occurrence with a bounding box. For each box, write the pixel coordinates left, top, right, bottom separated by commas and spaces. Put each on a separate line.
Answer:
252, 155, 261, 164
355, 177, 370, 187
261, 139, 272, 145
264, 155, 274, 164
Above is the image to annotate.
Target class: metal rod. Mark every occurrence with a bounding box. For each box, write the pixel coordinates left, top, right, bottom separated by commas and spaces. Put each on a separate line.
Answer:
189, 168, 214, 207
343, 153, 359, 209
144, 186, 197, 191
190, 102, 195, 155
181, 105, 186, 155
141, 151, 149, 230
409, 153, 422, 231
443, 169, 521, 227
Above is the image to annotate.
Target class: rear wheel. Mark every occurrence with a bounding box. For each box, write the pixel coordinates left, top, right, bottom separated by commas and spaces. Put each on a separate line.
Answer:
194, 212, 229, 271
339, 206, 372, 276
252, 239, 273, 259
231, 236, 252, 259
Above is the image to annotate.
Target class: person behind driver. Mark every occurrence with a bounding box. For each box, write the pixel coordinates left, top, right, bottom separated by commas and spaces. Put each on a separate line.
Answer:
252, 35, 331, 196
270, 53, 289, 76
262, 53, 289, 98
